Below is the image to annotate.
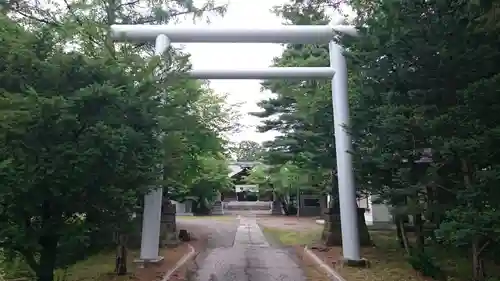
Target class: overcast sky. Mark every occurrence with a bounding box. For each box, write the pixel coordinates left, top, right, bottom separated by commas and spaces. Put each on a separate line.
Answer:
173, 0, 288, 144
172, 0, 351, 145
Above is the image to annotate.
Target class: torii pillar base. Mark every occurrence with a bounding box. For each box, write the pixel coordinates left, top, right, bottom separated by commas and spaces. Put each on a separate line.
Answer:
134, 257, 164, 268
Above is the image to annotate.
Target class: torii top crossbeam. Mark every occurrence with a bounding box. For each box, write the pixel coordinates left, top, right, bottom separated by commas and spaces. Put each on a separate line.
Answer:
110, 24, 357, 43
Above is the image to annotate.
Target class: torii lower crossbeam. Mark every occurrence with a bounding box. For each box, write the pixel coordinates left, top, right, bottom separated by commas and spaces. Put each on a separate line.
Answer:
188, 67, 335, 79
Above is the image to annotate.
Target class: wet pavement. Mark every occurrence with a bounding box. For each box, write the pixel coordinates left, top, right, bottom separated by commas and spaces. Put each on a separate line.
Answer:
182, 215, 307, 281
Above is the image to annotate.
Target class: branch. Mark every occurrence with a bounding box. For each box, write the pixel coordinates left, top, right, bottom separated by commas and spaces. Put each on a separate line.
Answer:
62, 0, 115, 58
73, 120, 89, 141
116, 0, 140, 10
13, 9, 60, 27
433, 182, 458, 195
130, 8, 219, 25
18, 248, 39, 273
2, 238, 40, 274
477, 240, 491, 256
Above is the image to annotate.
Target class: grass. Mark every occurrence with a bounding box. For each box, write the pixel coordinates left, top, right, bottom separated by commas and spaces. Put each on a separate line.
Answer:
0, 251, 139, 281
260, 228, 430, 281
54, 250, 139, 281
56, 244, 192, 281
335, 231, 426, 281
1, 244, 192, 281
315, 231, 499, 281
176, 215, 235, 221
259, 227, 430, 281
260, 226, 322, 246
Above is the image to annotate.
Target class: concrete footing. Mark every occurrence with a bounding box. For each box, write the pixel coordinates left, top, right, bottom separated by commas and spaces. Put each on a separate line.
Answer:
211, 200, 224, 215
134, 256, 164, 268
342, 258, 370, 268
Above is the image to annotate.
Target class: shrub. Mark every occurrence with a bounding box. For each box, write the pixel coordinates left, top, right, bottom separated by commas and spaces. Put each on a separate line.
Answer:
407, 250, 446, 281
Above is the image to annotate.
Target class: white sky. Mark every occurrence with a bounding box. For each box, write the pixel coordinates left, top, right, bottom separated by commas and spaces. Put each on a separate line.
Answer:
173, 0, 351, 145
173, 0, 288, 144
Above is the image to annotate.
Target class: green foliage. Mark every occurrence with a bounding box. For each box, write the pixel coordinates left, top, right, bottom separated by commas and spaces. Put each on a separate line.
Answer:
436, 206, 500, 249
172, 154, 232, 213
0, 0, 236, 279
246, 162, 309, 197
233, 140, 264, 162
0, 16, 164, 281
0, 252, 33, 279
407, 250, 446, 280
246, 161, 316, 216
159, 81, 236, 208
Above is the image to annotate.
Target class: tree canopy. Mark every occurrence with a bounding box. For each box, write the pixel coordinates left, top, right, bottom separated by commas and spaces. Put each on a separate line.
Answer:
233, 140, 264, 162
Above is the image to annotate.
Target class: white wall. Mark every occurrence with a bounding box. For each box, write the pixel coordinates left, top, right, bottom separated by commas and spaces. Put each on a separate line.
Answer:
172, 200, 193, 215
235, 184, 259, 192
326, 194, 392, 226
367, 195, 392, 224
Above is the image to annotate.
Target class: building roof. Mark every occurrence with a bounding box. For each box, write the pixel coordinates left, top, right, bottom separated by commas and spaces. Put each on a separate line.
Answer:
228, 161, 262, 177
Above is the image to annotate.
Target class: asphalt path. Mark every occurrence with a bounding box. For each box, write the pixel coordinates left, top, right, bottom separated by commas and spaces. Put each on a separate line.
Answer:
177, 215, 307, 281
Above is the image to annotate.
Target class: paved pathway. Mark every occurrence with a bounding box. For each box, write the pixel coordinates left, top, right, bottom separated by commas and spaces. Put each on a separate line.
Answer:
191, 215, 307, 281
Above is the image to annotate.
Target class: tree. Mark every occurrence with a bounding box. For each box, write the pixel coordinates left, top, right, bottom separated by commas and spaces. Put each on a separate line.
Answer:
346, 0, 500, 279
185, 154, 232, 214
234, 140, 264, 162
0, 18, 162, 281
246, 162, 310, 215
159, 81, 238, 213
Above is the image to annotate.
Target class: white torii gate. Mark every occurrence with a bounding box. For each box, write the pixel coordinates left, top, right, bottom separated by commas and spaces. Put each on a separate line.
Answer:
110, 21, 362, 262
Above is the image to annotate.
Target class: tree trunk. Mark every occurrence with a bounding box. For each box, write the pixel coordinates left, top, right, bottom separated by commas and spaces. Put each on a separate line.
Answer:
472, 237, 487, 281
413, 213, 425, 251
280, 198, 290, 215
36, 234, 59, 281
395, 215, 406, 249
115, 233, 128, 275
461, 160, 486, 281
397, 216, 411, 255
